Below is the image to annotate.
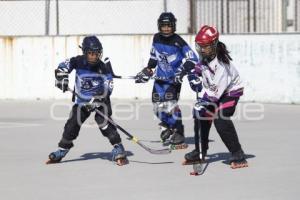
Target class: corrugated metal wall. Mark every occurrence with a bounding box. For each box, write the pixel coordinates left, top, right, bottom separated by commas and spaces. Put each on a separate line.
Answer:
195, 0, 285, 33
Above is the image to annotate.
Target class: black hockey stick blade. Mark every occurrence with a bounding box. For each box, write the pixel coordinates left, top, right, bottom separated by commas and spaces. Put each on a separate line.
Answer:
96, 113, 171, 155
135, 140, 171, 155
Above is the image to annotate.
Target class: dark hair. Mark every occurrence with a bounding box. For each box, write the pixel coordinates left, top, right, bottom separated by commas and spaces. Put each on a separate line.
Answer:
217, 41, 232, 65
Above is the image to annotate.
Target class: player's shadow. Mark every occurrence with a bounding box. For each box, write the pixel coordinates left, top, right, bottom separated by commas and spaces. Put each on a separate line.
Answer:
61, 151, 134, 163
205, 152, 255, 165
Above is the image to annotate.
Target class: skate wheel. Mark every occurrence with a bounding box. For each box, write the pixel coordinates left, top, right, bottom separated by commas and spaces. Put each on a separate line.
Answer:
45, 160, 51, 164
170, 143, 188, 150
45, 159, 60, 164
181, 143, 189, 149
182, 159, 202, 165
116, 158, 128, 166
182, 160, 188, 165
189, 172, 199, 176
182, 160, 192, 165
230, 162, 248, 169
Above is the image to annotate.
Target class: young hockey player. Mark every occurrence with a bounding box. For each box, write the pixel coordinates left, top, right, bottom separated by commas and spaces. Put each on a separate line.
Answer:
183, 25, 248, 169
135, 12, 198, 149
46, 36, 127, 166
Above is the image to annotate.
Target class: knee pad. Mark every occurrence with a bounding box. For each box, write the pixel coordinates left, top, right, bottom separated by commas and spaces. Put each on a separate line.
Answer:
94, 114, 109, 129
153, 101, 178, 114
101, 124, 121, 145
153, 101, 181, 122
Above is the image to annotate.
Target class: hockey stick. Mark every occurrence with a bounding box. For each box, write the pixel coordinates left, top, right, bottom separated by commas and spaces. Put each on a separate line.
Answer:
113, 75, 169, 81
193, 88, 204, 173
104, 58, 168, 82
67, 87, 171, 155
194, 88, 202, 155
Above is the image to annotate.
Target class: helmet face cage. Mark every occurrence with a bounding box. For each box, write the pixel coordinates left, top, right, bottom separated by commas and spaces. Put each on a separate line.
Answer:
195, 40, 218, 60
158, 20, 176, 31
86, 49, 103, 61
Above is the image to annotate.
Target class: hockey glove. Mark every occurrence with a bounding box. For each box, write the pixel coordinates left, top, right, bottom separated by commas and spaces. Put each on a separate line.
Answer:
55, 68, 69, 92
193, 99, 211, 119
135, 67, 153, 83
174, 68, 186, 84
84, 97, 104, 112
189, 75, 202, 92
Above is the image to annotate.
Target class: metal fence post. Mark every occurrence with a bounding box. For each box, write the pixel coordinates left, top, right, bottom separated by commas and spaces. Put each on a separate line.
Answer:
296, 0, 298, 31
56, 0, 59, 35
253, 0, 256, 32
221, 0, 224, 33
247, 0, 250, 32
281, 0, 287, 31
45, 0, 50, 35
188, 0, 197, 34
226, 0, 230, 33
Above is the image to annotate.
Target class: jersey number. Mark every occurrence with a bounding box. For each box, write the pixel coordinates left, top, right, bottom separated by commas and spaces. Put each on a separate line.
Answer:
185, 51, 194, 59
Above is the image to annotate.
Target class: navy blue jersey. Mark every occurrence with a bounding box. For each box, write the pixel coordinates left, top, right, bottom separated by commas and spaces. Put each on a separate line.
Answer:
148, 33, 198, 83
57, 56, 113, 104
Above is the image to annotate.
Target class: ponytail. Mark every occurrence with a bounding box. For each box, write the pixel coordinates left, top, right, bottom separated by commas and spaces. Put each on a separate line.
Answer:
216, 41, 232, 65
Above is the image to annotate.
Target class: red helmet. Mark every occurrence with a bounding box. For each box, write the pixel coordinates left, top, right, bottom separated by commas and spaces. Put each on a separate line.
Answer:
195, 25, 219, 61
195, 25, 219, 46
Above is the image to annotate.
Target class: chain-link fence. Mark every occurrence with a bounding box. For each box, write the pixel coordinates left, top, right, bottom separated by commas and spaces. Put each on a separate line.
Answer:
0, 0, 299, 36
0, 0, 46, 35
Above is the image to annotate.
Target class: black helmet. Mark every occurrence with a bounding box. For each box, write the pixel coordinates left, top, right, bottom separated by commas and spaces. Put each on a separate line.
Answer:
81, 36, 103, 65
81, 35, 103, 54
157, 12, 177, 36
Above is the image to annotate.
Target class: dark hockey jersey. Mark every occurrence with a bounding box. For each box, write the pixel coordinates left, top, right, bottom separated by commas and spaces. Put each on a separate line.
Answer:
148, 33, 198, 83
57, 56, 113, 104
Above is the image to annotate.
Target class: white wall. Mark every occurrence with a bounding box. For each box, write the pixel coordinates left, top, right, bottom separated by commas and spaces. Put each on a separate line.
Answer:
225, 34, 300, 103
0, 34, 300, 103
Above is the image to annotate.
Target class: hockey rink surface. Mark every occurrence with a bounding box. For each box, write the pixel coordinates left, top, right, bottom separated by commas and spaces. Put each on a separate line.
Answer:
0, 100, 299, 200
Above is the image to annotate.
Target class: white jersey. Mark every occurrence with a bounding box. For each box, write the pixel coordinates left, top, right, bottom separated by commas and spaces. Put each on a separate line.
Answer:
198, 57, 243, 102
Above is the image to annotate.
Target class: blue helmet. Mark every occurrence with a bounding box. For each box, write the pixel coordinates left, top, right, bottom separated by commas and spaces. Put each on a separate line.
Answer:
81, 35, 103, 54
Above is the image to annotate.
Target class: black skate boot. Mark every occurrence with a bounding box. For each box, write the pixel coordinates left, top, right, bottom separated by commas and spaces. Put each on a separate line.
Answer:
169, 125, 188, 150
201, 142, 208, 161
201, 149, 207, 161
229, 150, 248, 169
46, 148, 69, 164
159, 122, 173, 143
182, 149, 202, 165
112, 143, 128, 166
